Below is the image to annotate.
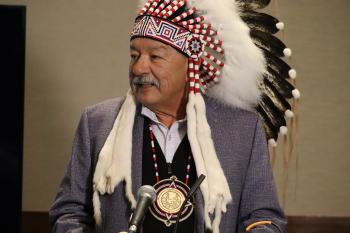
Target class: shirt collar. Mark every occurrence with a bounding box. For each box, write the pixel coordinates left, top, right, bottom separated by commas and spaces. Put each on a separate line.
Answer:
141, 106, 187, 125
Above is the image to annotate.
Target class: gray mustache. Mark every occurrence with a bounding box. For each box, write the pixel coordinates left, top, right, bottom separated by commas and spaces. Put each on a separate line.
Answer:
132, 76, 160, 89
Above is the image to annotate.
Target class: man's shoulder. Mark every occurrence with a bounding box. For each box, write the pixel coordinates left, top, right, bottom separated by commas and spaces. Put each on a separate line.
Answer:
85, 97, 125, 118
204, 95, 258, 124
82, 97, 127, 131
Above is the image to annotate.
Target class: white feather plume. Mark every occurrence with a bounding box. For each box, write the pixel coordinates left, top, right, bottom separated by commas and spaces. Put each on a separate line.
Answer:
187, 0, 265, 110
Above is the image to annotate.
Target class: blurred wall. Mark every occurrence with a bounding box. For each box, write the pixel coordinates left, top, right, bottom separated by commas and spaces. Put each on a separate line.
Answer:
0, 0, 137, 211
270, 0, 350, 216
0, 0, 349, 216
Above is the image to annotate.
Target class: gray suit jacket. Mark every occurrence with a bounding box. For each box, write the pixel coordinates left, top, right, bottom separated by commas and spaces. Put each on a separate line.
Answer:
49, 96, 286, 233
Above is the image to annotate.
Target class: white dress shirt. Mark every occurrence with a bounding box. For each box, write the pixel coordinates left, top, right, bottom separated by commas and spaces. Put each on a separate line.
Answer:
141, 106, 187, 163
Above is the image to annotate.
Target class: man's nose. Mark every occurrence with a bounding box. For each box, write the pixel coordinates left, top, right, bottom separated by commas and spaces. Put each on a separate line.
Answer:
132, 55, 150, 76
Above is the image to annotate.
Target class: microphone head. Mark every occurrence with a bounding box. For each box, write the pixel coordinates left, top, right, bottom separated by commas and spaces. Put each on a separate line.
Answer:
137, 185, 156, 202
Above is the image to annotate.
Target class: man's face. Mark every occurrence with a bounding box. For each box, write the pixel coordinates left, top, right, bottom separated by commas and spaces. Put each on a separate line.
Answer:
129, 38, 188, 108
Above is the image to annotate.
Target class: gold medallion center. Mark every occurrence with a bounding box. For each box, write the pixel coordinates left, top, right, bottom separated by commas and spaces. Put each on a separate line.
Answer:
156, 187, 185, 214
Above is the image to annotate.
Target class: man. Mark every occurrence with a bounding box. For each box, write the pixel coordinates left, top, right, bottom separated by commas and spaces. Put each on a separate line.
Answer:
50, 0, 298, 232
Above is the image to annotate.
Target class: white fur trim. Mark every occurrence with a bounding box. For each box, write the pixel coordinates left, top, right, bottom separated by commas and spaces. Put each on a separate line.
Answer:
279, 126, 288, 135
283, 48, 292, 57
92, 90, 137, 225
105, 91, 136, 200
292, 89, 301, 99
187, 0, 265, 110
93, 190, 102, 225
193, 93, 232, 231
276, 22, 285, 30
268, 138, 278, 147
194, 94, 232, 205
93, 106, 122, 194
211, 197, 224, 233
289, 69, 297, 79
186, 93, 212, 228
285, 109, 294, 118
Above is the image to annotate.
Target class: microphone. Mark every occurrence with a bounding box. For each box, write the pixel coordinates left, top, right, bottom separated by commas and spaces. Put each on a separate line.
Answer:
128, 185, 157, 233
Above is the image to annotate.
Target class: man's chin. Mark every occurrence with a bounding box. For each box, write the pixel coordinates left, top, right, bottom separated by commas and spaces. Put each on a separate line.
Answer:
137, 99, 157, 107
134, 92, 158, 106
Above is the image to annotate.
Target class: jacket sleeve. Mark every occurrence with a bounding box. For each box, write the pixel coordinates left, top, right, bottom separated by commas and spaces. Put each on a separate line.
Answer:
237, 118, 287, 233
49, 109, 95, 233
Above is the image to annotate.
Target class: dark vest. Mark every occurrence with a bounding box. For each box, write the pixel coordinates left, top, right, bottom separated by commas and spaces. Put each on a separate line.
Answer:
142, 119, 197, 233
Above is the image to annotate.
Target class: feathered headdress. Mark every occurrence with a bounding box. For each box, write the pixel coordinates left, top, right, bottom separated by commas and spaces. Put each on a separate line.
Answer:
92, 0, 299, 232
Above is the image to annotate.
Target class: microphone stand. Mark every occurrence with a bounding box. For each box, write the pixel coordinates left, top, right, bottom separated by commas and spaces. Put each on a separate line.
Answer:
173, 174, 206, 233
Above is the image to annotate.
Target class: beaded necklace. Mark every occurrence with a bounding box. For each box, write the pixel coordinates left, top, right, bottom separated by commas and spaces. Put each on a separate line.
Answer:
148, 123, 192, 184
147, 123, 194, 227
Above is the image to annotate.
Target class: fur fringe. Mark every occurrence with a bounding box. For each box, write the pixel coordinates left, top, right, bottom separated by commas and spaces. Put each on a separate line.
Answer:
186, 93, 211, 228
212, 196, 224, 233
187, 93, 232, 232
92, 90, 137, 225
93, 190, 102, 225
105, 90, 137, 206
194, 93, 232, 232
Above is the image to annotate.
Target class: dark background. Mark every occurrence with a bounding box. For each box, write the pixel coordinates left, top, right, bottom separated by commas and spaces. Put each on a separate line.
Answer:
0, 5, 26, 233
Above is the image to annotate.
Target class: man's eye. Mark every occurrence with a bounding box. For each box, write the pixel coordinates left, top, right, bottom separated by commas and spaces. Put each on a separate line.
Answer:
151, 55, 162, 60
130, 54, 138, 60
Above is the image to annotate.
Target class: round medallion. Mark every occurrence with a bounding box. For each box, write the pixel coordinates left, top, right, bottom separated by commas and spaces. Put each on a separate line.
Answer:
185, 35, 205, 59
149, 176, 194, 227
157, 187, 185, 214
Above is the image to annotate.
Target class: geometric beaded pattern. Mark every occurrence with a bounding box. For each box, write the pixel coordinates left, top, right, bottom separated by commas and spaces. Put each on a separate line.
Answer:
131, 15, 191, 53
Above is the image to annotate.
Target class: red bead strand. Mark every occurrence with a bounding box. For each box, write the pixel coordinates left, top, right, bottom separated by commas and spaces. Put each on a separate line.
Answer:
148, 123, 192, 185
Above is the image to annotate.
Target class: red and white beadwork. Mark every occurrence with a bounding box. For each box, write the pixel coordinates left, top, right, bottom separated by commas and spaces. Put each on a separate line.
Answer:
148, 123, 194, 227
148, 123, 192, 184
185, 35, 204, 58
149, 124, 161, 182
131, 0, 225, 94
